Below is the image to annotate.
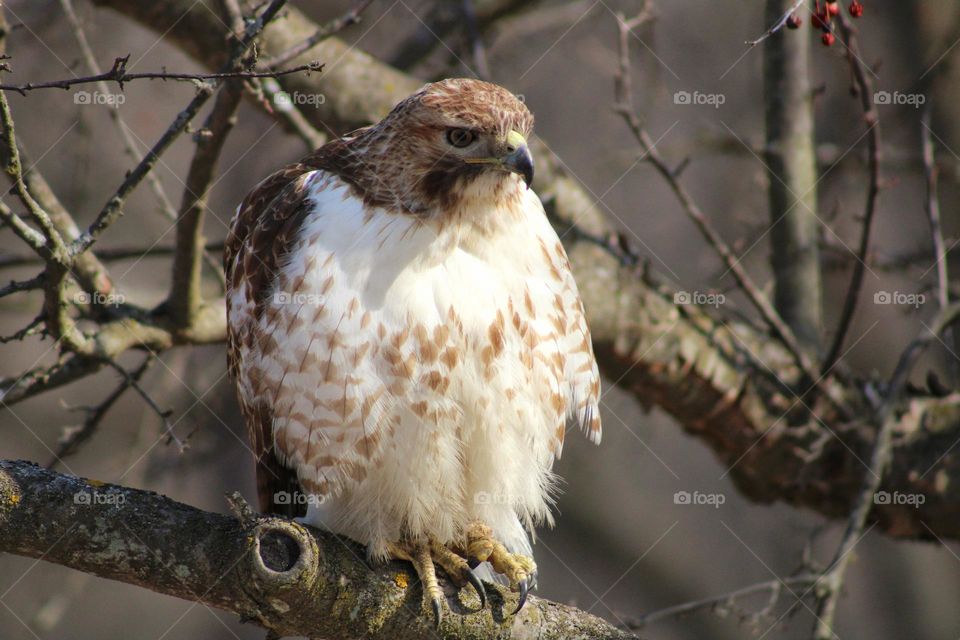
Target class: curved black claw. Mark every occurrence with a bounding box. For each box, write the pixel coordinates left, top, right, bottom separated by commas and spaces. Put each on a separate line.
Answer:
431, 597, 443, 628
512, 578, 530, 615
463, 568, 487, 610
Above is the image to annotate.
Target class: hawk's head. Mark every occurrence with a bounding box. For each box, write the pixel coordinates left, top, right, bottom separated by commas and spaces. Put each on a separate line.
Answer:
328, 78, 535, 217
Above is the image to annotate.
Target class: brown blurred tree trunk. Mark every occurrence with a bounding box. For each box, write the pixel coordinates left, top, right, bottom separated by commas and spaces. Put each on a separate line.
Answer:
763, 0, 823, 351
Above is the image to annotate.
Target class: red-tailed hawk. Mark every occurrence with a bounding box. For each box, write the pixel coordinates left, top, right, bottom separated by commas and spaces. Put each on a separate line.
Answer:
225, 78, 601, 623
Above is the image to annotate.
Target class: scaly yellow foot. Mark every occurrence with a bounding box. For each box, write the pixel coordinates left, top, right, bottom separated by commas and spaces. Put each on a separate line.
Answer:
387, 538, 487, 627
463, 522, 537, 614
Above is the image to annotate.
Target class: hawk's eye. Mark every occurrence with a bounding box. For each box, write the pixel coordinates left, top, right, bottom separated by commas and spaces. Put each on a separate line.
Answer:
446, 128, 476, 148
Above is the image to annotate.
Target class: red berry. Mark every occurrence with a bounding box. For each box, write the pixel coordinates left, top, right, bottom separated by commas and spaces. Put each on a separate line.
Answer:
786, 13, 802, 29
811, 11, 829, 30
827, 2, 840, 16
849, 1, 864, 17
822, 32, 836, 46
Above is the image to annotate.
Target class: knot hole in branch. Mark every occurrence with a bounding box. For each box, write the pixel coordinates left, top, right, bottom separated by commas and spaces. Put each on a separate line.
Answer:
250, 519, 319, 588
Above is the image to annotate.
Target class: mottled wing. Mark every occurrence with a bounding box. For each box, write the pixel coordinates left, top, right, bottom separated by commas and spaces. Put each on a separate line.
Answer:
225, 161, 318, 516
533, 228, 602, 458
226, 161, 404, 517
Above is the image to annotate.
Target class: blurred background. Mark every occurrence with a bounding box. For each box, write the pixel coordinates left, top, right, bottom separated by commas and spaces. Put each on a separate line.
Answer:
2, 1, 960, 638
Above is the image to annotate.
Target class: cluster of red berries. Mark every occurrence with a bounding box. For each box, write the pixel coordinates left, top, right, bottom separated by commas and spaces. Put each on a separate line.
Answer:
785, 1, 865, 46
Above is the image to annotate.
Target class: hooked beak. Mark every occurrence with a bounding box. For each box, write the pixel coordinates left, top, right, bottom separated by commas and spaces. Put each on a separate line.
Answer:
502, 130, 534, 188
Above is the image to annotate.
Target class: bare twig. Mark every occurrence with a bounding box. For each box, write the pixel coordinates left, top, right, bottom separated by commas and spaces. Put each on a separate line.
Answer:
746, 0, 806, 46
821, 12, 882, 374
921, 105, 954, 384
0, 274, 43, 299
622, 573, 819, 629
48, 355, 155, 466
811, 302, 960, 639
0, 315, 43, 343
0, 241, 226, 269
58, 0, 223, 289
246, 77, 326, 151
0, 91, 66, 258
14, 144, 115, 296
0, 45, 85, 348
169, 80, 242, 328
613, 8, 840, 409
72, 0, 292, 256
263, 0, 374, 69
0, 55, 322, 94
0, 199, 46, 252
103, 357, 188, 453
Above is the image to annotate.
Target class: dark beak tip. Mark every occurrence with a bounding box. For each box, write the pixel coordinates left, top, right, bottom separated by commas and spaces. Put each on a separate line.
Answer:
522, 162, 534, 189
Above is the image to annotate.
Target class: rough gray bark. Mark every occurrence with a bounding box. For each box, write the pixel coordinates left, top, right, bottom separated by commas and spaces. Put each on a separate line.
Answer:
0, 460, 634, 640
763, 0, 822, 350
84, 0, 960, 543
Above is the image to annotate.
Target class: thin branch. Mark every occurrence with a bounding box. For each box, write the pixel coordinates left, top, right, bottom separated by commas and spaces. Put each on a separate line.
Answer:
0, 241, 226, 268
0, 315, 43, 343
821, 12, 882, 374
71, 0, 293, 256
622, 573, 819, 629
0, 301, 227, 407
0, 90, 66, 258
0, 199, 46, 252
58, 0, 221, 289
246, 77, 326, 151
746, 0, 806, 46
921, 105, 954, 384
15, 145, 115, 296
263, 0, 374, 69
103, 357, 188, 453
48, 355, 155, 466
169, 80, 242, 327
0, 81, 85, 348
811, 302, 960, 639
0, 55, 323, 94
612, 8, 843, 411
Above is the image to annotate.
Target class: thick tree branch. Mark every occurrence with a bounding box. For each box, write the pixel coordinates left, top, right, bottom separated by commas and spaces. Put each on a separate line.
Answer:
0, 460, 634, 640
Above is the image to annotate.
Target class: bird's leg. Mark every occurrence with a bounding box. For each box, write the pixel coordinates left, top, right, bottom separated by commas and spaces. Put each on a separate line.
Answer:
387, 538, 486, 627
463, 522, 537, 613
430, 540, 487, 610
